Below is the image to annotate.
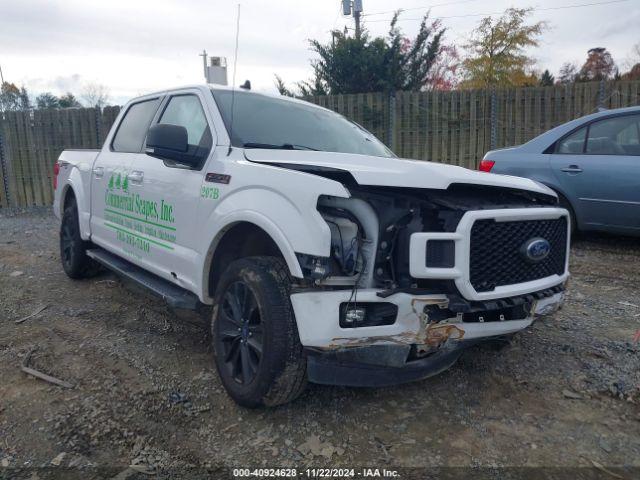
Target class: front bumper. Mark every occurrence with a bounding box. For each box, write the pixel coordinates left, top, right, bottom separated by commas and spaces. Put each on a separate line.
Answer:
291, 288, 565, 387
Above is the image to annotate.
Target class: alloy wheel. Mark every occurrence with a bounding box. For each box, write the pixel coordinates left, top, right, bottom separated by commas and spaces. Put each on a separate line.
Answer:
61, 220, 75, 267
218, 281, 263, 385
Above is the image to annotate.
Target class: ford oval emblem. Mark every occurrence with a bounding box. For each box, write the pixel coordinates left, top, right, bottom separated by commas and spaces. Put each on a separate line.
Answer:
521, 237, 551, 263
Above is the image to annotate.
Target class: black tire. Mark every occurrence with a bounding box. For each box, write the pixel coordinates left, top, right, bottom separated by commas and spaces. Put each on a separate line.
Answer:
60, 197, 100, 279
211, 256, 307, 408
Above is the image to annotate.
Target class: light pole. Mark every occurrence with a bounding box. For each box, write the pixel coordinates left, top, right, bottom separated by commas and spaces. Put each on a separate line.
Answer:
199, 50, 208, 80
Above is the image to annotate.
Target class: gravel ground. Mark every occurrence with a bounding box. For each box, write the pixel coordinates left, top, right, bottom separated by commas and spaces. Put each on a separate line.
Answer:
0, 208, 639, 479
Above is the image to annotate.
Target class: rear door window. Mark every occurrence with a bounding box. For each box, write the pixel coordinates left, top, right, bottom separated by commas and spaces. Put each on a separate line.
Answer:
111, 98, 161, 153
586, 114, 640, 155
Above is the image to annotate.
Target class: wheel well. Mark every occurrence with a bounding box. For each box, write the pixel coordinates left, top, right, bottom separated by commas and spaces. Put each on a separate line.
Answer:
208, 222, 285, 297
550, 188, 577, 226
62, 187, 76, 211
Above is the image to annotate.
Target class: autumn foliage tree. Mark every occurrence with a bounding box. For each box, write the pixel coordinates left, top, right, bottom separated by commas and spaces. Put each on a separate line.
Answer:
577, 47, 616, 82
426, 44, 460, 90
622, 43, 640, 80
0, 82, 30, 111
461, 8, 546, 89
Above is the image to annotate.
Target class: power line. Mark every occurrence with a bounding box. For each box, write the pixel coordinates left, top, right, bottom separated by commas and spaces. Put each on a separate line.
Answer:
363, 0, 478, 17
365, 0, 631, 23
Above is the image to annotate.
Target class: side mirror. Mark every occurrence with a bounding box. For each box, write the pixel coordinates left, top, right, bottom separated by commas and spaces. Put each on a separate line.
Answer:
145, 124, 199, 166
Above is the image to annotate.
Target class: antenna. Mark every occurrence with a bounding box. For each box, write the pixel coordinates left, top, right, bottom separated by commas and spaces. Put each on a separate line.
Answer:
228, 3, 241, 156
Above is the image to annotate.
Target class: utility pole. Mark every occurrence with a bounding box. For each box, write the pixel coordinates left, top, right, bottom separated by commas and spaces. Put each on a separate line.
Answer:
0, 63, 4, 84
353, 0, 362, 39
342, 0, 363, 39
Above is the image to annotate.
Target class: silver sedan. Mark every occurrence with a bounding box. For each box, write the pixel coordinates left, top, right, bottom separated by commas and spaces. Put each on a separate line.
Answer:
481, 106, 640, 236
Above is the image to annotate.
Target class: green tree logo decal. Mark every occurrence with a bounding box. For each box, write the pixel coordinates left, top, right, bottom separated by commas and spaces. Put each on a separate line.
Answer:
108, 174, 114, 190
122, 175, 129, 192
115, 173, 122, 190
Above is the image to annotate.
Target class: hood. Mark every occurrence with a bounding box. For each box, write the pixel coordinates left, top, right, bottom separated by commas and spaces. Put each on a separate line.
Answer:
244, 150, 555, 197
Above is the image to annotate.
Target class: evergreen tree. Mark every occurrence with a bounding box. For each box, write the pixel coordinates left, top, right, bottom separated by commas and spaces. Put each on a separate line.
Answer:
58, 92, 81, 108
539, 69, 555, 86
276, 11, 447, 95
35, 92, 60, 109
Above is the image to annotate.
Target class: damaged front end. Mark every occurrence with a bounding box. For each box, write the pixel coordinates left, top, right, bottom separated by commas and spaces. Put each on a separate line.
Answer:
292, 286, 564, 386
291, 183, 569, 387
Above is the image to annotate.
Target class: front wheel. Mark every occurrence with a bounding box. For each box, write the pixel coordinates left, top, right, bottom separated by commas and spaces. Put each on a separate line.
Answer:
211, 256, 307, 408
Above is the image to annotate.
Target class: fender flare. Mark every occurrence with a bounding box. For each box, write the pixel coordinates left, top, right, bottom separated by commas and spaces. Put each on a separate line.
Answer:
199, 211, 305, 303
60, 168, 91, 240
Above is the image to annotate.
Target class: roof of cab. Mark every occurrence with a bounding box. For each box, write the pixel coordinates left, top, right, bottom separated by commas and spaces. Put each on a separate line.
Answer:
124, 84, 330, 112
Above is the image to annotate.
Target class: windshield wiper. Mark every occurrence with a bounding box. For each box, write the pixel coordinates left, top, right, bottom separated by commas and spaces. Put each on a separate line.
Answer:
243, 142, 319, 151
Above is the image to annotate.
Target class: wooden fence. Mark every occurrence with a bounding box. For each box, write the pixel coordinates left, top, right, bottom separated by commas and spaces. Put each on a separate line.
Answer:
0, 80, 639, 208
309, 80, 640, 168
0, 106, 120, 208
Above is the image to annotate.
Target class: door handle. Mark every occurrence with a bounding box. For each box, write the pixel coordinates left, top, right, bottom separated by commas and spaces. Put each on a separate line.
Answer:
93, 166, 104, 178
128, 171, 144, 185
561, 165, 583, 173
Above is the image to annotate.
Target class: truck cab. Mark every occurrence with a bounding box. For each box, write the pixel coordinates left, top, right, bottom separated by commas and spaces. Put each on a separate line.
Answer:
54, 85, 570, 407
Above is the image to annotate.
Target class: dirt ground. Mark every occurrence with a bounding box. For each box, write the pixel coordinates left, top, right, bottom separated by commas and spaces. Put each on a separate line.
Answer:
0, 208, 639, 479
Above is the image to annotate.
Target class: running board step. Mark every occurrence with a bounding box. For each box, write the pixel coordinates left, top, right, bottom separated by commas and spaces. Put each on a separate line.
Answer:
86, 248, 200, 310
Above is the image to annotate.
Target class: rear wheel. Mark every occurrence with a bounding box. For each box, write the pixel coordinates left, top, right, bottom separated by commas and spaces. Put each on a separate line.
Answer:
556, 192, 578, 238
60, 197, 100, 279
211, 256, 307, 408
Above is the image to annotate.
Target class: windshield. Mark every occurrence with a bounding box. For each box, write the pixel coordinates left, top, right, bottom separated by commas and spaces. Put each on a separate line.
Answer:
211, 89, 394, 158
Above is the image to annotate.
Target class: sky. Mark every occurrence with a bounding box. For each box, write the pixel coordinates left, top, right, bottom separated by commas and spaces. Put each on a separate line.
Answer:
1, 0, 639, 106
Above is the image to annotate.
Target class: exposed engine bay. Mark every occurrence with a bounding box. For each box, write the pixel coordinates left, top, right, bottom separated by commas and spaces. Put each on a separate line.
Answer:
315, 183, 557, 292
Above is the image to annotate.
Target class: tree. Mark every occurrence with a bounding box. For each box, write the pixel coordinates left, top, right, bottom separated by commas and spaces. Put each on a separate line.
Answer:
0, 82, 21, 111
539, 69, 554, 86
274, 75, 295, 97
382, 12, 446, 91
81, 83, 110, 108
58, 92, 81, 108
297, 67, 328, 96
630, 43, 640, 65
307, 29, 386, 94
276, 11, 446, 95
621, 43, 640, 80
18, 87, 31, 110
460, 8, 547, 89
577, 47, 616, 82
425, 44, 460, 91
621, 63, 640, 80
36, 92, 60, 109
558, 62, 578, 84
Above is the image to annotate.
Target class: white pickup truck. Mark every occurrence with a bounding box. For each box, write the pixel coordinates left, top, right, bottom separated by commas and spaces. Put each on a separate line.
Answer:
53, 85, 570, 407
